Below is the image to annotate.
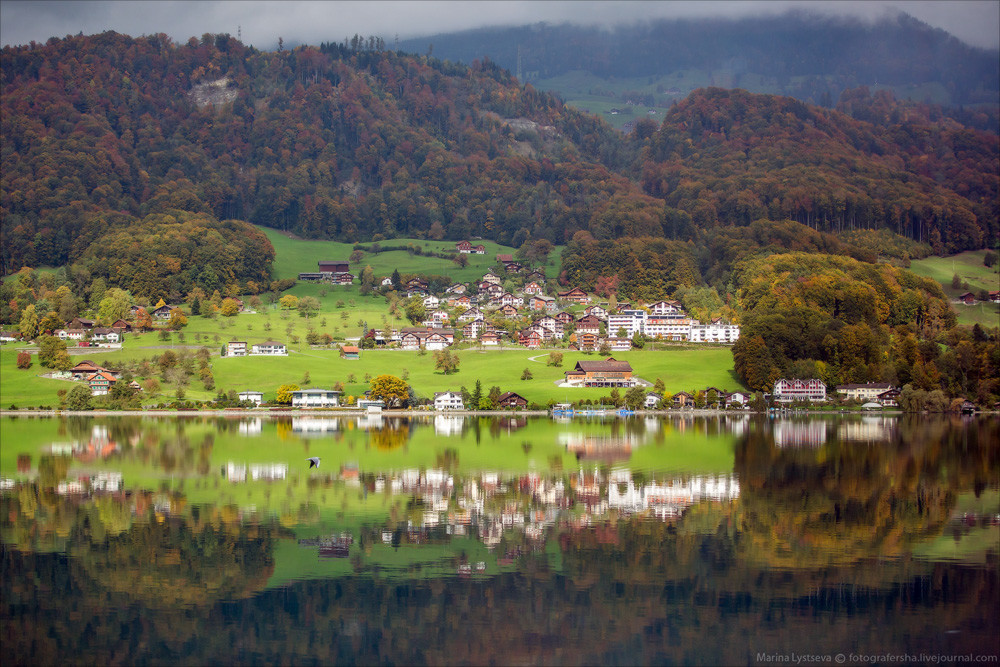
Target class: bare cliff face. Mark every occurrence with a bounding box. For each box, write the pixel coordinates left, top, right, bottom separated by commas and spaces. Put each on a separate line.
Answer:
188, 77, 238, 109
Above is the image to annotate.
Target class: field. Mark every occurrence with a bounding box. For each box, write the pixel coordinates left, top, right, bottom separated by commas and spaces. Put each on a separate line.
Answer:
0, 230, 741, 408
909, 249, 1000, 328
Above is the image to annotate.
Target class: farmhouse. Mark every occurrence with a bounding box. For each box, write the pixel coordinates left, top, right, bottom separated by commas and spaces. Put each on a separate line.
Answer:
496, 391, 528, 409
564, 358, 635, 387
557, 287, 590, 304
86, 371, 117, 396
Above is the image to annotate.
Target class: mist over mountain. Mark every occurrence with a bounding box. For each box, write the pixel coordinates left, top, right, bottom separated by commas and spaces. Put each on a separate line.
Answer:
399, 11, 999, 109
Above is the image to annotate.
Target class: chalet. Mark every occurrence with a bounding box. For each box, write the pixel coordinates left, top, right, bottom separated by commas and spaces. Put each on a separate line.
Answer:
399, 332, 423, 350
554, 311, 575, 325
68, 317, 96, 330
876, 388, 901, 407
238, 391, 264, 406
564, 358, 634, 387
340, 345, 360, 360
226, 341, 248, 357
458, 307, 484, 322
292, 389, 341, 408
557, 287, 590, 304
89, 328, 120, 343
480, 331, 501, 346
406, 277, 429, 290
250, 341, 287, 356
499, 304, 519, 318
836, 382, 895, 402
584, 304, 608, 320
525, 269, 545, 282
519, 329, 543, 348
69, 360, 112, 380
576, 314, 602, 335
989, 291, 1000, 303
672, 391, 694, 408
151, 305, 174, 320
495, 254, 513, 263
406, 286, 429, 298
0, 330, 21, 343
773, 378, 827, 403
644, 392, 662, 409
423, 295, 440, 309
649, 300, 684, 316
482, 272, 502, 285
86, 371, 117, 396
496, 391, 528, 409
446, 283, 467, 295
529, 294, 556, 311
524, 281, 543, 295
424, 332, 450, 350
957, 292, 977, 305
434, 391, 465, 411
331, 272, 354, 285
456, 240, 473, 253
577, 332, 600, 351
381, 276, 394, 287
503, 261, 523, 273
110, 319, 133, 333
472, 244, 486, 254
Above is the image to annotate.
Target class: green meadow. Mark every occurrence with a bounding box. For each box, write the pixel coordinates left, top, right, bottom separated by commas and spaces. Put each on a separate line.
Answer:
910, 249, 1000, 328
1, 229, 741, 408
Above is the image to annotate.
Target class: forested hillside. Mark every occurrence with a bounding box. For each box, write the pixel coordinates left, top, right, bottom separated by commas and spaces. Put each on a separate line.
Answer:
1, 31, 639, 281
640, 87, 998, 254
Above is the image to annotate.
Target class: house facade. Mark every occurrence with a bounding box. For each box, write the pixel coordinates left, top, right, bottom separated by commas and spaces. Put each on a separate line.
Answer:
773, 378, 827, 403
434, 391, 465, 411
226, 341, 248, 357
238, 391, 264, 406
251, 341, 287, 355
836, 382, 895, 402
564, 358, 635, 387
291, 389, 341, 408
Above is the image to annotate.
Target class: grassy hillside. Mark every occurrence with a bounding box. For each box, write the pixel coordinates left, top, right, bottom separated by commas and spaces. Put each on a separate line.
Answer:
910, 250, 1000, 327
262, 228, 562, 284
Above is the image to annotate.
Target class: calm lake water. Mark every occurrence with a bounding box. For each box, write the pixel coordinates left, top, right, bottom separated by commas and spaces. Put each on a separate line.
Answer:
1, 413, 998, 665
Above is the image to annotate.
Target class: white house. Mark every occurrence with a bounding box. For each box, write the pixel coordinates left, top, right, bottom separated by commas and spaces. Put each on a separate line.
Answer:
291, 389, 341, 408
238, 391, 264, 406
251, 341, 287, 355
773, 379, 826, 403
434, 391, 465, 411
226, 341, 248, 357
644, 392, 662, 409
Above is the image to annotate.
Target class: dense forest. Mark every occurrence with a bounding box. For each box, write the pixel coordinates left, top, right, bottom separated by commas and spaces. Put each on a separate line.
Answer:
2, 33, 996, 282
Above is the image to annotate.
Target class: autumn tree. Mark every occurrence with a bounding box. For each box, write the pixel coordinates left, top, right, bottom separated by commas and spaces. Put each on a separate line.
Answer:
167, 308, 188, 330
275, 384, 300, 405
434, 349, 460, 374
369, 374, 409, 408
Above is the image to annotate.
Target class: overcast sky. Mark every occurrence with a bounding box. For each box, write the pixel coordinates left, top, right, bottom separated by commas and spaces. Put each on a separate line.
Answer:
2, 0, 998, 51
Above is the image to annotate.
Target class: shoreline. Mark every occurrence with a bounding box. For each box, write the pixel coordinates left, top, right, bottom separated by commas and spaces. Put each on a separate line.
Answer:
0, 407, 921, 418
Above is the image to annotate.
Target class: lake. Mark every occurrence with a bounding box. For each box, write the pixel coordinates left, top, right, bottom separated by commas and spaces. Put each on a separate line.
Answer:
1, 413, 997, 665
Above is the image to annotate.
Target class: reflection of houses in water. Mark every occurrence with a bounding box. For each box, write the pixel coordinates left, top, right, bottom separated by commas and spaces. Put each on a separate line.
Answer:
238, 419, 262, 435
46, 426, 120, 462
56, 471, 123, 495
356, 414, 384, 430
392, 469, 454, 510
561, 433, 640, 463
726, 415, 749, 437
773, 419, 827, 447
608, 472, 740, 517
434, 415, 464, 436
298, 533, 354, 558
837, 417, 896, 443
223, 461, 287, 482
292, 417, 341, 433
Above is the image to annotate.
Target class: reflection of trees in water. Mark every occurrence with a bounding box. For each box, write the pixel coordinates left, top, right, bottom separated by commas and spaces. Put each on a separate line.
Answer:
368, 418, 413, 450
734, 415, 1000, 568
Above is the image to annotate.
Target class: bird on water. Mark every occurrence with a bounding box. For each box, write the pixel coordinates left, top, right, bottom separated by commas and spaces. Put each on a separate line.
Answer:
307, 457, 321, 468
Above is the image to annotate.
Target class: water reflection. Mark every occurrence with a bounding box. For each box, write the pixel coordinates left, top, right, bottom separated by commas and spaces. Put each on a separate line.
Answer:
1, 414, 997, 664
